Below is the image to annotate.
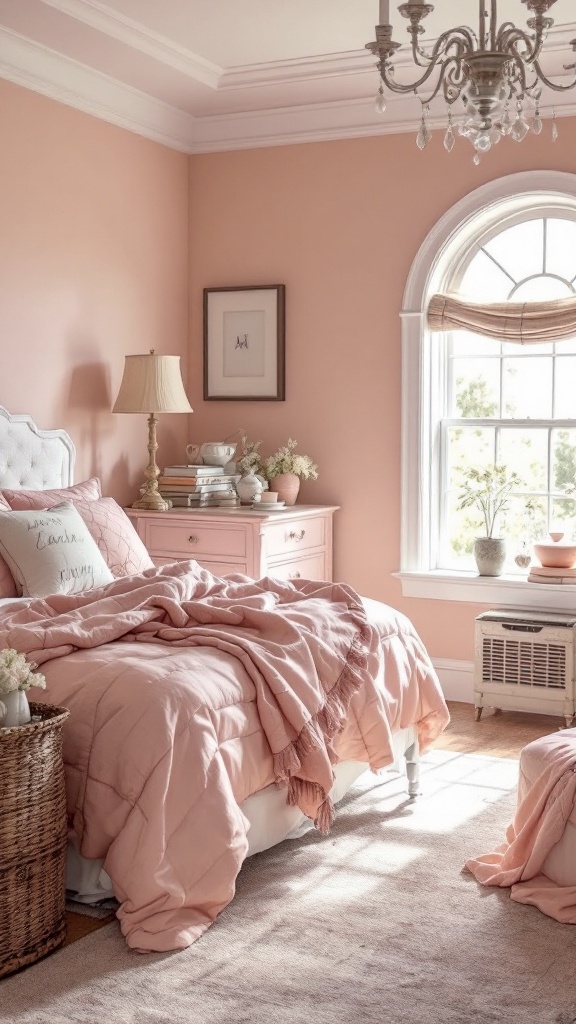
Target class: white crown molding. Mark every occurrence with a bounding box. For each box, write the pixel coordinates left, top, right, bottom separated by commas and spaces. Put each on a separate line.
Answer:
221, 50, 374, 90
2, 22, 576, 154
0, 27, 196, 152
39, 0, 222, 87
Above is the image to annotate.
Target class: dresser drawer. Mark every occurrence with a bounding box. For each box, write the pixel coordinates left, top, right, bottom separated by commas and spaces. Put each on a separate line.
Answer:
144, 521, 247, 560
265, 516, 325, 557
268, 553, 326, 582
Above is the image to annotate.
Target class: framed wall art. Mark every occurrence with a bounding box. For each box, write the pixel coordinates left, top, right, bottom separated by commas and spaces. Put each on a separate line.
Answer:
203, 284, 285, 401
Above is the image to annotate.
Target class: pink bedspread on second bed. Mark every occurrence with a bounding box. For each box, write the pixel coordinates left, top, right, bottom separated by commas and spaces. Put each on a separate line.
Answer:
465, 729, 576, 923
0, 561, 449, 952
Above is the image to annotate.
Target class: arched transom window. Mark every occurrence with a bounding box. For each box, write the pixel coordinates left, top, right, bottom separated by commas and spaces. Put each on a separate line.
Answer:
399, 172, 576, 612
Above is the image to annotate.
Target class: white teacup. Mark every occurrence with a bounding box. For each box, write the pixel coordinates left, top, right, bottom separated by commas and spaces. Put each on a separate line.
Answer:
186, 442, 237, 467
259, 492, 279, 503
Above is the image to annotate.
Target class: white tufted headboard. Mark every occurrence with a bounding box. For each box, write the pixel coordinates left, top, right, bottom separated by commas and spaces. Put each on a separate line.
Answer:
0, 407, 75, 489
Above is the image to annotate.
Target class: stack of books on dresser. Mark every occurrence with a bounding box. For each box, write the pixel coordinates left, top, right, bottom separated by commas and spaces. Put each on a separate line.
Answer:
157, 465, 239, 507
527, 565, 576, 585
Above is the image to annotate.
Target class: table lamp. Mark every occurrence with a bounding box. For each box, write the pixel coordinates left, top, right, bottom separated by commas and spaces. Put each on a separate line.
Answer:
113, 350, 193, 512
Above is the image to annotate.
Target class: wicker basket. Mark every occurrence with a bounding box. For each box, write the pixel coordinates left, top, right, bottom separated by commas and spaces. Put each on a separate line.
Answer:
0, 701, 70, 978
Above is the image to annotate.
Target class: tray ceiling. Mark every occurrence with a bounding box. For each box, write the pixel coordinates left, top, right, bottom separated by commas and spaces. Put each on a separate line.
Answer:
1, 0, 575, 152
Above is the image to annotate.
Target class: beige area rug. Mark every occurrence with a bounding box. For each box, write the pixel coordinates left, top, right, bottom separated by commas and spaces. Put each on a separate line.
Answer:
3, 749, 576, 1024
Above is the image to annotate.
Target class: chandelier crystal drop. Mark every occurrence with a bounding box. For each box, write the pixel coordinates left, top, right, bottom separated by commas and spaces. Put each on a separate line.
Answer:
366, 1, 576, 160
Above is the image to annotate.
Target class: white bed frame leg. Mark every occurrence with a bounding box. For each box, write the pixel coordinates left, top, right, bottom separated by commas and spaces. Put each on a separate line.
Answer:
404, 740, 420, 797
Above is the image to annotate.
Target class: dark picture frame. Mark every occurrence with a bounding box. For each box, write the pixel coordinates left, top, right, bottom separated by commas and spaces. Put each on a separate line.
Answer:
203, 285, 285, 401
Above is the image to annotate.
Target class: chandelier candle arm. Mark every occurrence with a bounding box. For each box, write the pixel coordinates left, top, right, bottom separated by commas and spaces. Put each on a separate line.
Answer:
366, 0, 576, 159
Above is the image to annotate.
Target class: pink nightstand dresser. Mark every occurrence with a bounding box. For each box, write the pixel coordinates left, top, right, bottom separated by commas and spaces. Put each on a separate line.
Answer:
125, 505, 339, 582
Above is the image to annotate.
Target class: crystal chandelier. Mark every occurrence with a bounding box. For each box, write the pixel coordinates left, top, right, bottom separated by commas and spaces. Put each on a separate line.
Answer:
365, 1, 576, 162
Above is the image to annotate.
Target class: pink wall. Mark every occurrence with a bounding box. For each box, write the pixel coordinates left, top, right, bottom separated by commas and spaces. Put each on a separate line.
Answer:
188, 123, 576, 662
3, 73, 575, 665
0, 80, 190, 506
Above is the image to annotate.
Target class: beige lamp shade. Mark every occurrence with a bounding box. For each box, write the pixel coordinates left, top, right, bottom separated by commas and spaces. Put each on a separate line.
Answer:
113, 351, 192, 513
113, 353, 193, 414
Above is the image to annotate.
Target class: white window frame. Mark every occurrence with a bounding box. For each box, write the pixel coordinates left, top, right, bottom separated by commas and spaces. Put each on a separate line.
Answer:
396, 170, 576, 613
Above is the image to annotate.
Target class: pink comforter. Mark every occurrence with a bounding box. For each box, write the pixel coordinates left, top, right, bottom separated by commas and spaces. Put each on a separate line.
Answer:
0, 561, 448, 951
465, 730, 576, 922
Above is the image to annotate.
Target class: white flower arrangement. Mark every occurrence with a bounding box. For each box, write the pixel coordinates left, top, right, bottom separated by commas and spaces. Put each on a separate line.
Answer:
238, 436, 318, 482
0, 648, 46, 716
237, 436, 266, 477
264, 439, 318, 481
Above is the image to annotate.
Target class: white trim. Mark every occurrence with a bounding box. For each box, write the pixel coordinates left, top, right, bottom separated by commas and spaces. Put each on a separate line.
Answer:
396, 570, 576, 615
0, 27, 197, 153
433, 658, 474, 704
2, 24, 576, 153
400, 171, 576, 595
39, 0, 222, 86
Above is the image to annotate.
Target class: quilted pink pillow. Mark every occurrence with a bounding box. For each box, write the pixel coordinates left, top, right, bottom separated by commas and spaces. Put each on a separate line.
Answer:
2, 477, 102, 511
0, 553, 17, 599
72, 497, 154, 577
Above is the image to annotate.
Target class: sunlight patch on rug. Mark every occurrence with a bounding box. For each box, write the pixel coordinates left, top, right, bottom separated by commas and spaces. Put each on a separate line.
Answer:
3, 747, 576, 1024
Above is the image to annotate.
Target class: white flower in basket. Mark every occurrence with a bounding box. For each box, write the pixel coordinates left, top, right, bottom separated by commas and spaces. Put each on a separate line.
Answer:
0, 648, 46, 726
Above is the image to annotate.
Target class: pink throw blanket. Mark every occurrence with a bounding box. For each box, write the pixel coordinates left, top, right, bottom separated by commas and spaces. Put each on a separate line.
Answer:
465, 730, 576, 923
0, 561, 448, 951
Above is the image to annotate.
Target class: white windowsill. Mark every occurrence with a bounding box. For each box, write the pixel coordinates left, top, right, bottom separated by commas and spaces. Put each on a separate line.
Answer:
395, 570, 576, 612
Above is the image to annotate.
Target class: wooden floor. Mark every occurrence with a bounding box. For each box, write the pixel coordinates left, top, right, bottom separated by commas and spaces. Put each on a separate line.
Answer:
64, 700, 563, 947
435, 700, 564, 759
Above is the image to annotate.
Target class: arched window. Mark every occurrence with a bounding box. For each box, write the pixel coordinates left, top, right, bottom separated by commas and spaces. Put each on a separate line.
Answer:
398, 172, 576, 612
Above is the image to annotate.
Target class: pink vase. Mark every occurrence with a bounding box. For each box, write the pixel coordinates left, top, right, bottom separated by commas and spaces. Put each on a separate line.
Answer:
269, 473, 300, 506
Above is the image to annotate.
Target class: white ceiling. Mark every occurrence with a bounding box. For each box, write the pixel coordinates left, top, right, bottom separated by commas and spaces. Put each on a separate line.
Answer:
1, 0, 575, 153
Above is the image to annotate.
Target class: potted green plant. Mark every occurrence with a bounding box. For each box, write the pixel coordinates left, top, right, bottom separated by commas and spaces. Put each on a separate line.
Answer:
456, 465, 521, 576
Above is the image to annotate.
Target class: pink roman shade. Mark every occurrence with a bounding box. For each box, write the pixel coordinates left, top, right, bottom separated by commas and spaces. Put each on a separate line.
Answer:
427, 293, 576, 344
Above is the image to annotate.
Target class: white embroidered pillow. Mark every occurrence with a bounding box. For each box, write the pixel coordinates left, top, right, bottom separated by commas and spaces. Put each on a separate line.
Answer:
0, 502, 114, 598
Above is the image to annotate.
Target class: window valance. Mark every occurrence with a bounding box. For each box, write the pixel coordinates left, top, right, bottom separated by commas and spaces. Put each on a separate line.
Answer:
426, 293, 576, 344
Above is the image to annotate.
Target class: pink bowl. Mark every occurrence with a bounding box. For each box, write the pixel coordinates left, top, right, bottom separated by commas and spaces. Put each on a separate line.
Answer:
533, 542, 576, 569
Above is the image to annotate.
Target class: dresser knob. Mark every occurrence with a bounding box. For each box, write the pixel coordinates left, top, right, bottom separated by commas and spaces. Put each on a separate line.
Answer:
288, 530, 306, 542
188, 535, 199, 544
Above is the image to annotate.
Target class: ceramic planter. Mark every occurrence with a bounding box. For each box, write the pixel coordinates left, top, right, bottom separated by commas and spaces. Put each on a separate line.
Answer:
269, 473, 300, 506
473, 537, 506, 577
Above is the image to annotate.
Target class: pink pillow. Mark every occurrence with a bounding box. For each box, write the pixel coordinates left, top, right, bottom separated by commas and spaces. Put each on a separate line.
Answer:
2, 478, 102, 511
72, 497, 154, 577
0, 553, 17, 599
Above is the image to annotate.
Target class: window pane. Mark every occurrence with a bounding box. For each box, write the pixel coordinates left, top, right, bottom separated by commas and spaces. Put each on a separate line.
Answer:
451, 331, 501, 357
443, 496, 477, 570
551, 429, 576, 494
451, 358, 500, 417
447, 426, 495, 478
483, 220, 544, 281
501, 357, 552, 418
498, 429, 548, 491
556, 338, 576, 354
550, 499, 576, 540
546, 218, 576, 281
555, 359, 576, 418
506, 494, 547, 551
458, 250, 514, 301
512, 277, 572, 301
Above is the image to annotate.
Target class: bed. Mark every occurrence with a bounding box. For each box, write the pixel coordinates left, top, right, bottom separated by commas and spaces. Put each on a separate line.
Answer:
0, 406, 450, 952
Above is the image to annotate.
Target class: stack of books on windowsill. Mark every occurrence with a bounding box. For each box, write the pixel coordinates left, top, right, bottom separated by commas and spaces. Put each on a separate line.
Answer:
155, 464, 240, 508
527, 565, 576, 585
